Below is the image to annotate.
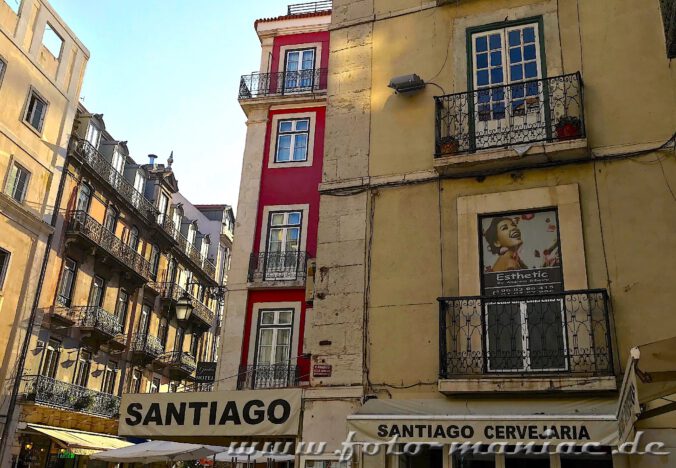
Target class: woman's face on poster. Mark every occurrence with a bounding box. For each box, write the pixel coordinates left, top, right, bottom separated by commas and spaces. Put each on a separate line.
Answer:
495, 218, 523, 250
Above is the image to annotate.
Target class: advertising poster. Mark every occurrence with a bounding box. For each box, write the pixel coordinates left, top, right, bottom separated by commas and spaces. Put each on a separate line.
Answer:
480, 209, 563, 296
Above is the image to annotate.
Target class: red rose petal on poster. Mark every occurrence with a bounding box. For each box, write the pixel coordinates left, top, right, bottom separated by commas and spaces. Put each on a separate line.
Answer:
521, 213, 534, 220
547, 224, 556, 231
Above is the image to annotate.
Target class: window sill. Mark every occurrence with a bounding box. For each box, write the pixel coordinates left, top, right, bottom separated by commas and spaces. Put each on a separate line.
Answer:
438, 374, 617, 395
434, 137, 589, 176
247, 279, 306, 290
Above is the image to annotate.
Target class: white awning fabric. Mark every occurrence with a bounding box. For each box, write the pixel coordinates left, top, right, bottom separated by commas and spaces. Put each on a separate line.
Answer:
631, 336, 676, 404
347, 397, 619, 445
90, 440, 226, 463
27, 424, 132, 454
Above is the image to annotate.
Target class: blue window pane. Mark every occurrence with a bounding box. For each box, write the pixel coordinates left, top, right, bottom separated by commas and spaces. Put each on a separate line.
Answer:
476, 53, 488, 69
489, 34, 501, 50
511, 84, 525, 99
478, 90, 490, 103
510, 64, 523, 81
279, 121, 293, 132
490, 51, 502, 66
492, 88, 505, 102
490, 67, 503, 84
296, 119, 309, 131
508, 30, 521, 46
493, 102, 506, 118
509, 47, 522, 63
288, 212, 301, 225
526, 81, 539, 96
523, 27, 536, 43
475, 36, 488, 52
277, 149, 290, 162
293, 135, 308, 161
524, 61, 538, 78
512, 99, 525, 115
277, 135, 292, 161
524, 44, 536, 60
478, 104, 491, 121
477, 70, 489, 86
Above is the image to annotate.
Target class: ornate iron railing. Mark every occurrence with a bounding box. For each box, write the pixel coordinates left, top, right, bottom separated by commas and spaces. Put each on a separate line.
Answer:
153, 281, 215, 327
661, 0, 676, 58
20, 375, 120, 418
78, 306, 124, 338
131, 333, 164, 358
435, 72, 585, 156
66, 210, 151, 280
287, 1, 331, 14
160, 351, 197, 374
69, 138, 157, 221
237, 365, 300, 390
174, 231, 217, 279
239, 69, 328, 99
154, 281, 189, 303
439, 289, 614, 378
51, 305, 79, 323
248, 251, 308, 283
192, 299, 215, 328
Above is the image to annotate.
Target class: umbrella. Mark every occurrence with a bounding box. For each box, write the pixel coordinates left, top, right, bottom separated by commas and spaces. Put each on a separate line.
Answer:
90, 440, 226, 463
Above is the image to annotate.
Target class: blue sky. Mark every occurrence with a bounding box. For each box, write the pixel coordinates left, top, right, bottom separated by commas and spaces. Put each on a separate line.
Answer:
49, 0, 292, 211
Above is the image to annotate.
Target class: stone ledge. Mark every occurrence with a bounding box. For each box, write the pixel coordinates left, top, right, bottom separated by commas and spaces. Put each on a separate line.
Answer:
439, 375, 617, 394
303, 385, 364, 400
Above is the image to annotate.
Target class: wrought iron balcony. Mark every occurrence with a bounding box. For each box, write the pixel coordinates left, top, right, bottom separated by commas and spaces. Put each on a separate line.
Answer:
237, 364, 300, 390
79, 305, 124, 340
248, 251, 308, 283
174, 231, 217, 280
160, 351, 197, 380
191, 299, 215, 329
69, 138, 157, 222
435, 73, 585, 156
439, 289, 614, 379
287, 1, 331, 14
239, 69, 328, 100
153, 282, 215, 328
66, 210, 151, 281
20, 375, 120, 418
130, 333, 165, 364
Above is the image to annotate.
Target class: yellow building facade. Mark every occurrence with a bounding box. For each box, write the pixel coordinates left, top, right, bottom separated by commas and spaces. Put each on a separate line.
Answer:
2, 105, 233, 466
0, 0, 89, 461
304, 0, 676, 467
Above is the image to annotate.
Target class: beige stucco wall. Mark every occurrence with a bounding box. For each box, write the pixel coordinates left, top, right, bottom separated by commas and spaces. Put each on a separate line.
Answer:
309, 0, 676, 463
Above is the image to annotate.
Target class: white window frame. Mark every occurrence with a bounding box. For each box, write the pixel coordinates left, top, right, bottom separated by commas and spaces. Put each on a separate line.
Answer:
268, 111, 318, 168
40, 339, 61, 379
149, 377, 160, 393
23, 87, 48, 133
258, 204, 309, 256
57, 257, 77, 306
101, 361, 118, 395
275, 118, 310, 163
247, 302, 301, 369
0, 56, 7, 89
131, 369, 142, 393
5, 161, 31, 203
85, 122, 101, 149
73, 349, 92, 388
0, 248, 9, 291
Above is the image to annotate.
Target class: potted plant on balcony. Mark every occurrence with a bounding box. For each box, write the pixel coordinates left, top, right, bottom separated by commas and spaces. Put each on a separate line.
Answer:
103, 397, 120, 416
439, 135, 460, 155
73, 394, 94, 411
555, 116, 582, 140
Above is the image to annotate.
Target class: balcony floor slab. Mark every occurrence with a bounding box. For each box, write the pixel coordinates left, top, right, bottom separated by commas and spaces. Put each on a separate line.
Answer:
439, 375, 617, 395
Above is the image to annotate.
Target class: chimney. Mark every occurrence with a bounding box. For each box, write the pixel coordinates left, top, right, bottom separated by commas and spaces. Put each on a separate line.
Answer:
148, 154, 157, 166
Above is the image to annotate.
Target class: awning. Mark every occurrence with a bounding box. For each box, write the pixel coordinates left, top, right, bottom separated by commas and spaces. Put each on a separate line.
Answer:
91, 440, 225, 463
347, 398, 618, 445
27, 424, 133, 454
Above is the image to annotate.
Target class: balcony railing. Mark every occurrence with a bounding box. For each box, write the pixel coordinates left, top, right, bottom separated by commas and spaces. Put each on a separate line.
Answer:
237, 364, 300, 390
435, 72, 585, 156
287, 1, 331, 14
70, 138, 157, 222
20, 375, 120, 418
66, 210, 151, 280
79, 306, 124, 338
174, 231, 217, 279
439, 289, 614, 378
248, 251, 308, 283
192, 299, 215, 328
131, 333, 165, 359
154, 282, 216, 327
239, 69, 328, 99
160, 351, 197, 375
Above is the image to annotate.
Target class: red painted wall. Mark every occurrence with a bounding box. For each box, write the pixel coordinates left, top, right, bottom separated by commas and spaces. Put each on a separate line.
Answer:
252, 106, 325, 256
269, 31, 330, 74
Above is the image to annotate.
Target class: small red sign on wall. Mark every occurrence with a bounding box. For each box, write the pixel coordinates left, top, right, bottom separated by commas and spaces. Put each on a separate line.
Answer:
313, 364, 332, 377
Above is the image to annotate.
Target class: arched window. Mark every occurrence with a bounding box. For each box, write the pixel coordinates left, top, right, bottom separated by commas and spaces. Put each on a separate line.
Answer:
104, 205, 118, 233
76, 184, 92, 213
128, 226, 139, 251
158, 317, 169, 349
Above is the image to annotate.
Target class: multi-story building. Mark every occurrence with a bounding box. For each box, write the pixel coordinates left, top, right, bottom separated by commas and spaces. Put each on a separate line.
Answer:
0, 0, 88, 460
4, 105, 232, 467
304, 0, 676, 467
214, 0, 330, 443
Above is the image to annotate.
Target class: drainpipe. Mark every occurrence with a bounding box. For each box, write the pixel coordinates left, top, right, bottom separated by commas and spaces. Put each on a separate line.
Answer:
0, 148, 71, 464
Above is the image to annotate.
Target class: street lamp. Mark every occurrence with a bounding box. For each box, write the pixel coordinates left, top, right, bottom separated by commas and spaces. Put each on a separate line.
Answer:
175, 292, 194, 322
